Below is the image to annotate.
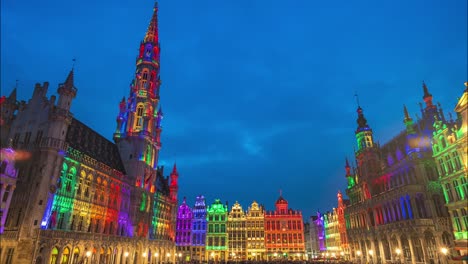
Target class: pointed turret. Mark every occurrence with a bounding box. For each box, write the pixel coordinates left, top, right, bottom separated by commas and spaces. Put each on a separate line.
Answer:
169, 162, 179, 201
356, 106, 370, 132
57, 70, 77, 110
355, 104, 375, 152
420, 81, 439, 133
422, 81, 432, 100
345, 158, 351, 177
403, 105, 416, 133
144, 2, 159, 43
7, 88, 17, 104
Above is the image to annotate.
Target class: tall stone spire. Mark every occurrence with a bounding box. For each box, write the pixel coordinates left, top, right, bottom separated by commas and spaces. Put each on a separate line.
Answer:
113, 1, 165, 237
144, 2, 159, 43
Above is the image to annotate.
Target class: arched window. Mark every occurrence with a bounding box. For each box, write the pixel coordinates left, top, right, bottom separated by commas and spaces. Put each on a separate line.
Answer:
72, 248, 79, 264
61, 247, 70, 264
50, 247, 59, 264
135, 103, 144, 130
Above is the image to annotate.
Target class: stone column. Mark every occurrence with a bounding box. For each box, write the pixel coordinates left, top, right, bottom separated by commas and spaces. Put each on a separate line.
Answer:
0, 184, 7, 203
370, 239, 378, 264
420, 236, 429, 264
407, 237, 416, 264
409, 196, 418, 219
378, 239, 386, 263
397, 236, 404, 263
56, 246, 65, 264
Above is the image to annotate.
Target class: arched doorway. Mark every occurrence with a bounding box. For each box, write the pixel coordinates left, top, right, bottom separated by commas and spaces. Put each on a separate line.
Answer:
425, 231, 437, 264
50, 247, 59, 264
411, 235, 423, 262
382, 238, 391, 261
99, 247, 105, 263
401, 235, 411, 262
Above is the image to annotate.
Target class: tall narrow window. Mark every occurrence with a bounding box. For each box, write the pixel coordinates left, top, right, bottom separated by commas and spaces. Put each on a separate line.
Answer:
12, 133, 20, 147
453, 180, 462, 201
452, 151, 462, 171
461, 208, 468, 231
453, 211, 462, 231
135, 104, 144, 131
24, 132, 31, 145
444, 183, 454, 203
5, 248, 15, 264
459, 177, 468, 201
446, 156, 454, 174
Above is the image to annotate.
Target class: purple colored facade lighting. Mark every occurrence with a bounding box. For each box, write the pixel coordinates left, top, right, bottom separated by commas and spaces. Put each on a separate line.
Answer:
176, 197, 193, 246
191, 195, 207, 246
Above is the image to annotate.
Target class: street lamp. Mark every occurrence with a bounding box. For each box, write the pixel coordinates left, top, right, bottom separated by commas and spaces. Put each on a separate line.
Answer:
85, 251, 92, 264
369, 250, 374, 264
178, 253, 182, 264
440, 247, 449, 264
356, 250, 362, 264
154, 253, 159, 264
441, 247, 448, 255
395, 248, 401, 263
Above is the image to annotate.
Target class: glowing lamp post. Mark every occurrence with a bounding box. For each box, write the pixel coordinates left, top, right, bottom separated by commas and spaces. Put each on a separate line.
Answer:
356, 250, 362, 264
85, 251, 92, 264
124, 252, 129, 264
395, 248, 401, 263
368, 250, 374, 264
440, 247, 448, 264
155, 253, 159, 264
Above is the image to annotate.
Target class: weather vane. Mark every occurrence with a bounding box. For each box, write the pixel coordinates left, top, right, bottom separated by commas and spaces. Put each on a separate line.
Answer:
72, 58, 76, 70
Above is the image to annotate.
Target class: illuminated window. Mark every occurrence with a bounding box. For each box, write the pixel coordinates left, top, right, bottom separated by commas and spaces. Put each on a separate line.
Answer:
135, 104, 144, 130
461, 177, 468, 199
47, 247, 59, 264
61, 247, 70, 264
461, 209, 468, 230
453, 211, 462, 231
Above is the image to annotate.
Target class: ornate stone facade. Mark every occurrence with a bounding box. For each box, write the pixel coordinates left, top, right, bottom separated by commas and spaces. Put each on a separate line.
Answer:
245, 201, 265, 261
227, 201, 246, 261
206, 199, 228, 262
433, 83, 468, 259
345, 83, 454, 264
0, 2, 179, 264
264, 195, 306, 261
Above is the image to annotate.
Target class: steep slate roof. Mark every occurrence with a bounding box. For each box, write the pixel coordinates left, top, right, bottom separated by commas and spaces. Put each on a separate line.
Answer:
66, 118, 126, 173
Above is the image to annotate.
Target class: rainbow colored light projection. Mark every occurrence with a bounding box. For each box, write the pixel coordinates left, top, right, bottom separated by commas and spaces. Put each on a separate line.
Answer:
41, 147, 130, 236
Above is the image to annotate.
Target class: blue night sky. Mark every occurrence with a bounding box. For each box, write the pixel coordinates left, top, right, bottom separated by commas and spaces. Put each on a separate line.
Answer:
1, 0, 467, 218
